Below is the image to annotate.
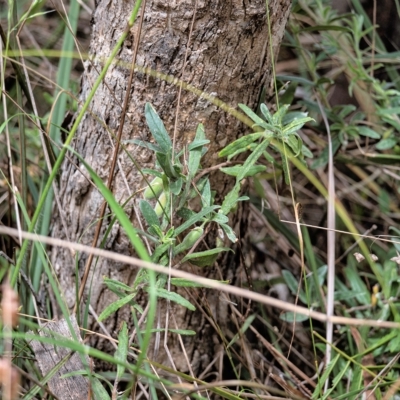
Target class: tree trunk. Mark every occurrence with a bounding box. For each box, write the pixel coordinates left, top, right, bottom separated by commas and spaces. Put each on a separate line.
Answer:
51, 0, 291, 376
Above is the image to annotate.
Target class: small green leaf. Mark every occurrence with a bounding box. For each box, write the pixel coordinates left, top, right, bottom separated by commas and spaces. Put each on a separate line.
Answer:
239, 103, 270, 127
142, 168, 163, 177
218, 132, 264, 158
301, 144, 313, 158
156, 152, 178, 179
103, 278, 134, 293
259, 103, 273, 123
344, 266, 370, 306
376, 137, 396, 150
220, 183, 240, 215
140, 200, 161, 228
98, 293, 136, 322
271, 104, 290, 125
147, 287, 196, 311
188, 139, 209, 151
171, 277, 229, 288
145, 103, 172, 153
220, 165, 267, 177
280, 311, 309, 322
277, 74, 314, 86
132, 268, 149, 292
90, 377, 112, 400
115, 322, 128, 380
188, 124, 206, 179
282, 111, 309, 125
182, 247, 232, 267
282, 117, 314, 135
201, 179, 211, 207
284, 134, 301, 155
177, 207, 196, 220
211, 213, 229, 224
151, 242, 171, 263
170, 177, 183, 195
220, 223, 237, 243
357, 126, 380, 139
174, 206, 219, 235
237, 138, 271, 181
282, 270, 307, 304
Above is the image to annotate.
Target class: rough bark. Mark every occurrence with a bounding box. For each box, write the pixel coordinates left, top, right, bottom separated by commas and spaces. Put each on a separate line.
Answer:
30, 316, 90, 399
51, 0, 291, 374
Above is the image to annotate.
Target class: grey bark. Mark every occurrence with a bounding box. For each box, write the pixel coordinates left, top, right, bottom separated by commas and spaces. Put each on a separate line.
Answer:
30, 316, 90, 399
51, 0, 291, 374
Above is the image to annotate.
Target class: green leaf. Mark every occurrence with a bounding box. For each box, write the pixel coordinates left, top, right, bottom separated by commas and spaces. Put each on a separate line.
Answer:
271, 104, 290, 125
279, 312, 309, 322
188, 124, 206, 179
301, 144, 314, 158
171, 277, 229, 288
278, 81, 298, 105
218, 132, 264, 158
201, 179, 211, 207
147, 287, 196, 311
284, 134, 301, 155
220, 183, 240, 215
220, 223, 237, 243
282, 111, 309, 125
188, 138, 209, 151
90, 377, 112, 400
98, 293, 136, 322
282, 270, 307, 304
132, 268, 150, 292
151, 242, 171, 263
357, 126, 380, 139
170, 177, 183, 195
344, 266, 370, 306
174, 206, 219, 235
182, 247, 232, 267
156, 152, 179, 179
145, 103, 172, 153
140, 200, 161, 228
282, 117, 314, 135
259, 103, 273, 124
237, 138, 271, 181
220, 165, 267, 177
115, 322, 128, 380
313, 354, 341, 398
103, 278, 134, 294
239, 103, 270, 128
376, 137, 396, 150
211, 213, 229, 224
177, 207, 196, 220
277, 74, 314, 86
